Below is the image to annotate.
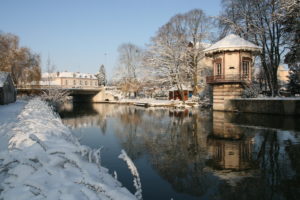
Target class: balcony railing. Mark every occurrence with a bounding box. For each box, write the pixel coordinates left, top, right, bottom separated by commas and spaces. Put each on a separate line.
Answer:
206, 74, 250, 84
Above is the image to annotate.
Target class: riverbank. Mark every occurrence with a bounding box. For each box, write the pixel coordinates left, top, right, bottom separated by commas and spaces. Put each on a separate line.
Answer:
97, 98, 201, 108
0, 99, 136, 200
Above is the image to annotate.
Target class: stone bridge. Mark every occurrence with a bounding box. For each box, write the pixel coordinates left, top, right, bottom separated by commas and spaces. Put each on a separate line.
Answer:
17, 87, 116, 102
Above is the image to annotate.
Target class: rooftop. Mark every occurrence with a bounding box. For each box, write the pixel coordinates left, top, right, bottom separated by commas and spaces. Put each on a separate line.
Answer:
204, 34, 261, 55
42, 71, 97, 79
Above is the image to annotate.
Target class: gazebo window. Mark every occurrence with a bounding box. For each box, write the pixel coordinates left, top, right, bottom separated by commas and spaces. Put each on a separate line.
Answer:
216, 63, 222, 75
242, 61, 249, 76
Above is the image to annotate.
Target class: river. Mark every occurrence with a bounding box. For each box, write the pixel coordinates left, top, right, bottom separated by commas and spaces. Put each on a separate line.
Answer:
58, 103, 300, 200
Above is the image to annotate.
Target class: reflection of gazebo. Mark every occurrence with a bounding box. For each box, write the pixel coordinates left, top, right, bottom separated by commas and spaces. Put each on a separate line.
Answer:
207, 136, 254, 170
169, 85, 193, 101
207, 111, 256, 171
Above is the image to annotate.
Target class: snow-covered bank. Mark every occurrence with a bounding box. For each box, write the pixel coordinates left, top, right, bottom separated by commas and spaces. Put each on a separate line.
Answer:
0, 98, 136, 200
117, 98, 199, 108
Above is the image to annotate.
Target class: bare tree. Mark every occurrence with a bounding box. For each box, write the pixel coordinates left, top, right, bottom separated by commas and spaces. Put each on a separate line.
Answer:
219, 0, 288, 96
184, 9, 213, 94
0, 32, 41, 87
117, 43, 142, 79
115, 43, 143, 97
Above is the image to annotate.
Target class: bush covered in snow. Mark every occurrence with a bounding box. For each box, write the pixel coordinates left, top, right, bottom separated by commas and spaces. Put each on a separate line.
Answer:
40, 88, 70, 107
198, 86, 212, 108
241, 84, 260, 98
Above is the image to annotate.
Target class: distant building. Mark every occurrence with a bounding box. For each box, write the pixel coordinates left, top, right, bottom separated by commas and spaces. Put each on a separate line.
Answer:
277, 65, 289, 86
0, 72, 16, 105
40, 71, 98, 88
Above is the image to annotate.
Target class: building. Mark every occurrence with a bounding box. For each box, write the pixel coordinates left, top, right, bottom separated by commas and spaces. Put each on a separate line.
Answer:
168, 85, 193, 101
277, 65, 289, 86
204, 34, 261, 110
0, 72, 16, 105
40, 71, 98, 88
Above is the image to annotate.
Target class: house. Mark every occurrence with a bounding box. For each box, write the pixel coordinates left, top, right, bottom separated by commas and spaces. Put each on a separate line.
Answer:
40, 71, 98, 89
204, 34, 261, 110
169, 85, 193, 101
0, 72, 16, 105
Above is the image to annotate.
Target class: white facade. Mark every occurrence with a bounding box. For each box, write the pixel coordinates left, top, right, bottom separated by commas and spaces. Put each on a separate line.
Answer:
40, 72, 98, 88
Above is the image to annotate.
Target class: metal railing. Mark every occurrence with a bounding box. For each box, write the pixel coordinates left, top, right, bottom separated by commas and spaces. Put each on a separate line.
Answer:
17, 85, 100, 89
206, 74, 250, 84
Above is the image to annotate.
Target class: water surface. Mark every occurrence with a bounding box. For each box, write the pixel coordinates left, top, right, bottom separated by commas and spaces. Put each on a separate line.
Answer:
59, 103, 300, 200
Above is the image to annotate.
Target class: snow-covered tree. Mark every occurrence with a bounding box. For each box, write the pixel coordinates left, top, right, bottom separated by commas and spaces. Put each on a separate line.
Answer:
145, 14, 188, 101
280, 0, 300, 95
145, 9, 213, 100
219, 0, 288, 96
184, 9, 213, 95
287, 65, 300, 95
96, 64, 107, 86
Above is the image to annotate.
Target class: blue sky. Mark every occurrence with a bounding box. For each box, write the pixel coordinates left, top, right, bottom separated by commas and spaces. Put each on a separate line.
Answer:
0, 0, 221, 79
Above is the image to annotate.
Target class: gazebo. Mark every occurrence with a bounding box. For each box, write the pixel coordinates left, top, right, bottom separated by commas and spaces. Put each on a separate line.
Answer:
204, 34, 261, 110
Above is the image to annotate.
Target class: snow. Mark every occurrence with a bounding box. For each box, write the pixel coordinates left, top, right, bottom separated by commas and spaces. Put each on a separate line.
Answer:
117, 98, 199, 108
0, 100, 27, 151
0, 72, 9, 87
204, 34, 261, 55
168, 85, 193, 91
119, 150, 142, 200
0, 98, 136, 200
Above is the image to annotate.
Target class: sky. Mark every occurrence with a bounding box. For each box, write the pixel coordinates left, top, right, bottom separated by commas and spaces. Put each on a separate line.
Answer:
0, 0, 221, 79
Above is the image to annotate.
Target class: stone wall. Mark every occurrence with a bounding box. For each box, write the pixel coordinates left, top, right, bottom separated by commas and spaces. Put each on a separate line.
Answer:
213, 83, 243, 110
226, 98, 300, 115
92, 90, 116, 102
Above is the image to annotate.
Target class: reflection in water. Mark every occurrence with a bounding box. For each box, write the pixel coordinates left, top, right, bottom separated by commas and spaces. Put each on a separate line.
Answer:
207, 112, 256, 171
58, 103, 300, 200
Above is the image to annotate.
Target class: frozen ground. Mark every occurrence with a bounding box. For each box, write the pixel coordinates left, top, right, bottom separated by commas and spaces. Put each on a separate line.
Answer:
0, 98, 136, 200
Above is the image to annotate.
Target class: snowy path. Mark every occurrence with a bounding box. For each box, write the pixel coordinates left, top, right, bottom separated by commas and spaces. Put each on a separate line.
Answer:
0, 98, 136, 200
0, 100, 27, 151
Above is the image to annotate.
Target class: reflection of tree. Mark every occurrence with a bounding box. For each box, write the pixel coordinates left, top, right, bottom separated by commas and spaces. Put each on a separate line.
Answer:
113, 107, 217, 196
58, 103, 300, 199
281, 143, 300, 200
114, 107, 145, 160
142, 112, 215, 196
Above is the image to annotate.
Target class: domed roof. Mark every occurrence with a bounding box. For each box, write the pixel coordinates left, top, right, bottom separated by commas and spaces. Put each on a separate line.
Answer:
204, 34, 261, 56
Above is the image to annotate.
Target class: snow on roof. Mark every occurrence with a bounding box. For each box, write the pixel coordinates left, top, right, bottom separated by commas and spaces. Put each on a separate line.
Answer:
204, 34, 261, 55
0, 71, 9, 87
169, 85, 193, 91
42, 71, 97, 79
